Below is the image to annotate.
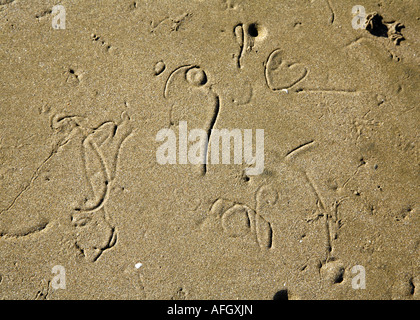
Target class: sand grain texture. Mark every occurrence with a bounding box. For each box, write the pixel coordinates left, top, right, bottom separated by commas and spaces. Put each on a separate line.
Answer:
0, 0, 419, 299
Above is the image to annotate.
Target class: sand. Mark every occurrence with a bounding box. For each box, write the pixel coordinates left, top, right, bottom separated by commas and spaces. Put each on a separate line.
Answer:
0, 0, 419, 299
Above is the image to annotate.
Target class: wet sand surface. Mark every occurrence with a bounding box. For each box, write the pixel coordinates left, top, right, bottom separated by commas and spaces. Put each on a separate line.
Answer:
0, 0, 419, 299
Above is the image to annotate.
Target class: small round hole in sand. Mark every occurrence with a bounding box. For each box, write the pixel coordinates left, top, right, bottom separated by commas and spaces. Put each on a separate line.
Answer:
273, 289, 288, 300
247, 23, 267, 40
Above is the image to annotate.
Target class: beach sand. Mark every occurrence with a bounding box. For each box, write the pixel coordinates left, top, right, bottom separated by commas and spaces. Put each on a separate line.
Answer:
0, 0, 419, 299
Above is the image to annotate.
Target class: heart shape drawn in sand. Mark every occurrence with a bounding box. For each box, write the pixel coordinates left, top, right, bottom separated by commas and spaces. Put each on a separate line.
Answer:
265, 49, 308, 91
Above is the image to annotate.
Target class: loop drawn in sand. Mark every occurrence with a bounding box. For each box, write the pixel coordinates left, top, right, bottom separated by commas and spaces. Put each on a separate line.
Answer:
154, 60, 166, 76
72, 111, 133, 262
164, 65, 220, 175
265, 49, 308, 91
209, 198, 273, 250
